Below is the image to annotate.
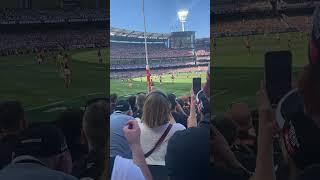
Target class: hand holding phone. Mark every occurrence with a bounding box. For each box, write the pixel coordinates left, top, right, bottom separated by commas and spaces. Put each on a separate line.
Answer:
193, 77, 201, 95
264, 51, 292, 105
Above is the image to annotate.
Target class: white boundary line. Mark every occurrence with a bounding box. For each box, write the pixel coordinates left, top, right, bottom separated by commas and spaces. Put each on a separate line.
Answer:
26, 100, 65, 111
26, 92, 105, 111
213, 90, 229, 97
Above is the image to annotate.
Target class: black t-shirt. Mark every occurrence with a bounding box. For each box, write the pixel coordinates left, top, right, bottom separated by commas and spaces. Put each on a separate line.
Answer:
72, 151, 105, 180
0, 134, 19, 170
133, 109, 143, 119
171, 112, 188, 128
231, 144, 256, 172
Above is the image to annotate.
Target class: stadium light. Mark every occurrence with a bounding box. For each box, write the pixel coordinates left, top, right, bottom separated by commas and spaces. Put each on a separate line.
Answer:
177, 9, 189, 32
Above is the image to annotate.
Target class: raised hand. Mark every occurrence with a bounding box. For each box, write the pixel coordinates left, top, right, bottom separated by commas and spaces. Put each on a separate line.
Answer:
123, 120, 141, 146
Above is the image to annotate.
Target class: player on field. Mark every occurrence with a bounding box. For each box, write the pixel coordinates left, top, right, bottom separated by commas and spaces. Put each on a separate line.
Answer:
171, 74, 175, 84
57, 51, 64, 72
98, 48, 102, 64
276, 33, 281, 44
63, 54, 69, 66
245, 36, 251, 55
37, 53, 42, 64
63, 64, 71, 88
288, 38, 292, 49
159, 75, 162, 85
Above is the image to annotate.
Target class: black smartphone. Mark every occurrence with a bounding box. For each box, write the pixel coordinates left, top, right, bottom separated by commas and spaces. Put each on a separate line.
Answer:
265, 51, 292, 105
193, 77, 201, 95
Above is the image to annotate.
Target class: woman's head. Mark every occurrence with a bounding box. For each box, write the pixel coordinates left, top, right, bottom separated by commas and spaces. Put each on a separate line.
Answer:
141, 90, 171, 128
136, 92, 146, 110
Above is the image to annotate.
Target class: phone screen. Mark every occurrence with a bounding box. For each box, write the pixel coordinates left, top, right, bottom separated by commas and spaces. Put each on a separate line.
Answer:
265, 51, 292, 105
193, 78, 201, 95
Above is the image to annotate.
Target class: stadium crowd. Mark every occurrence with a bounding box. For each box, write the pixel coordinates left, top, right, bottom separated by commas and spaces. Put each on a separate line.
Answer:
0, 98, 108, 180
217, 17, 287, 34
110, 43, 193, 59
0, 9, 108, 23
110, 41, 210, 71
0, 29, 108, 56
213, 0, 318, 37
110, 61, 197, 71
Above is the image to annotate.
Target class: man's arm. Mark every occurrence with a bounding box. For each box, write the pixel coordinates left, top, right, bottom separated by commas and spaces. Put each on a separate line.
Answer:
188, 92, 197, 128
250, 82, 276, 180
123, 120, 153, 180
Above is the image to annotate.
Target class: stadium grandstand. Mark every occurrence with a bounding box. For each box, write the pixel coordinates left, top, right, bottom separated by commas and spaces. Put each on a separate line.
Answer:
212, 0, 320, 38
0, 0, 109, 55
110, 27, 210, 76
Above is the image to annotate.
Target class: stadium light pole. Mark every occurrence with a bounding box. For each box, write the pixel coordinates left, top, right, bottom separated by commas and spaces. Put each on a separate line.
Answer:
178, 10, 188, 32
142, 0, 151, 93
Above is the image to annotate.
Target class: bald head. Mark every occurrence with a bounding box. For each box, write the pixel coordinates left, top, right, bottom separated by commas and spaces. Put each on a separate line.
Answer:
230, 102, 252, 131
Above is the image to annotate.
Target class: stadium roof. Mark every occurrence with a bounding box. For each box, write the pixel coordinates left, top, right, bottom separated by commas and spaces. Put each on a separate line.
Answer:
110, 27, 170, 40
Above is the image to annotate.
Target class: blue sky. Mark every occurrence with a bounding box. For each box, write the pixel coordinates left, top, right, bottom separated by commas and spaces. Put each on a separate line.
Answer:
111, 0, 210, 38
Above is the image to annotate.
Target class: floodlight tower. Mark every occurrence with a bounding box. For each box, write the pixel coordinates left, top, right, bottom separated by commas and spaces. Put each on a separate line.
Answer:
177, 10, 189, 32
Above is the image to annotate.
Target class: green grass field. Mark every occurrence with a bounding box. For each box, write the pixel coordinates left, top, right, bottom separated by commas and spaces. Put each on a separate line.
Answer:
213, 32, 309, 113
110, 72, 207, 98
0, 48, 109, 123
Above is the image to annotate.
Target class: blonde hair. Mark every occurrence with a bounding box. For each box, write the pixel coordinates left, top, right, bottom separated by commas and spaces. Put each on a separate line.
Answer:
141, 91, 171, 128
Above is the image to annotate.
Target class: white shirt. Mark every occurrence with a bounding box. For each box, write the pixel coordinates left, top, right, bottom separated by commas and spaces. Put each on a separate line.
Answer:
111, 156, 145, 180
139, 122, 186, 165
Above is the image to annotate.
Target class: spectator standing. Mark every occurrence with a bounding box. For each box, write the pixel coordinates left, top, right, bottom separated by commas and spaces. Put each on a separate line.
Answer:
139, 91, 185, 166
74, 99, 108, 180
0, 101, 27, 169
133, 93, 146, 119
0, 125, 76, 180
110, 100, 134, 159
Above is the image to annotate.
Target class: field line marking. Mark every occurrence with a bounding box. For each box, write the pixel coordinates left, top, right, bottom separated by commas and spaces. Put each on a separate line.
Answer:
213, 90, 229, 97
26, 92, 105, 111
26, 100, 65, 111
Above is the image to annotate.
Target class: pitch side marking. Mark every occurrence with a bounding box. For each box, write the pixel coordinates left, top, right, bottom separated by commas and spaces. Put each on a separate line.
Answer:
26, 92, 105, 111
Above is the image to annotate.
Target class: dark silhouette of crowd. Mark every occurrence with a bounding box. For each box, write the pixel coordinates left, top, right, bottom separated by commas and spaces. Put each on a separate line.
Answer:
0, 98, 109, 180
